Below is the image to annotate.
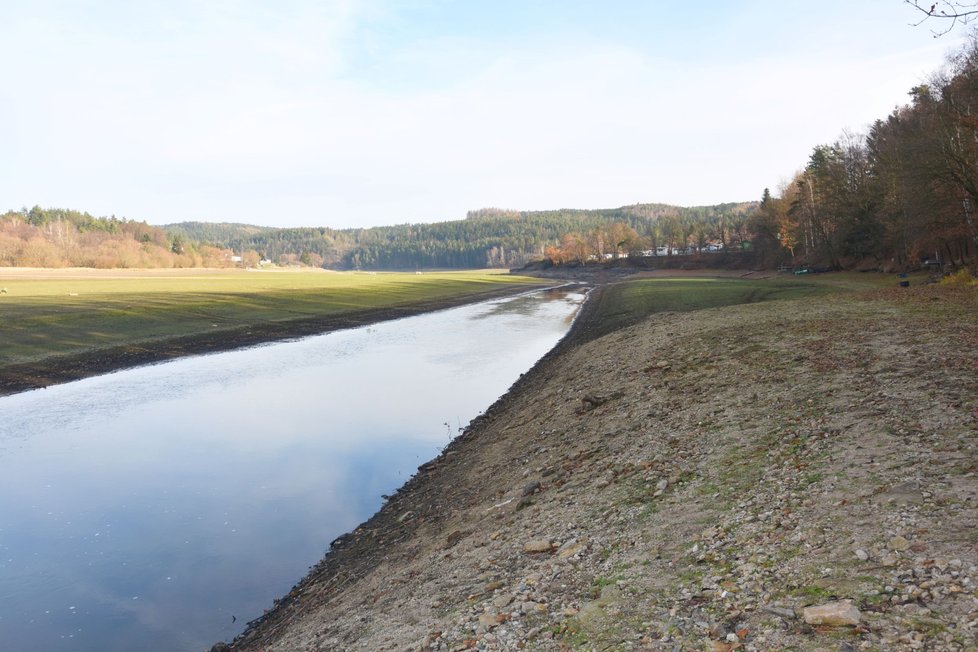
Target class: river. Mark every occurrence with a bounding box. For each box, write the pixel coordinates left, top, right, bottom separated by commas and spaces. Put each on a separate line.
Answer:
0, 287, 585, 652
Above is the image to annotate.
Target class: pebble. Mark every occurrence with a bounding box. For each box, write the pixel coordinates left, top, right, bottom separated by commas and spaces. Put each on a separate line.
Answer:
889, 536, 911, 552
760, 605, 796, 620
477, 612, 504, 628
802, 601, 861, 626
492, 594, 513, 609
276, 299, 978, 652
557, 542, 584, 559
522, 539, 553, 553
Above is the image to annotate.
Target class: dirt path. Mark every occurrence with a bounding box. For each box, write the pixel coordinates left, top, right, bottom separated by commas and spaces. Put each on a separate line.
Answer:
219, 282, 978, 652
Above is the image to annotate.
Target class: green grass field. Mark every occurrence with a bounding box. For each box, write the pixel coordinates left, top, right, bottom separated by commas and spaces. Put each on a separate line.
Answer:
0, 267, 924, 394
0, 269, 545, 367
581, 273, 885, 341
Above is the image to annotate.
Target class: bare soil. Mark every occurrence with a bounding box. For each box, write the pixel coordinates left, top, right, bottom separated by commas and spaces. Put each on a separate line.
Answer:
220, 279, 978, 651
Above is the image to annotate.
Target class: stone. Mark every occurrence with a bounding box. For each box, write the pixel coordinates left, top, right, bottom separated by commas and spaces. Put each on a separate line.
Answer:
855, 548, 869, 562
478, 612, 505, 628
760, 605, 796, 620
492, 593, 513, 609
557, 541, 584, 559
581, 394, 608, 410
878, 481, 924, 504
889, 536, 911, 552
523, 539, 553, 553
802, 601, 861, 626
445, 530, 466, 549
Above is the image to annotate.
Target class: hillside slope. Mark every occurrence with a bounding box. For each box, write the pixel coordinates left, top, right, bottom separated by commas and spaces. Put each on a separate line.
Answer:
166, 201, 754, 270
223, 280, 978, 651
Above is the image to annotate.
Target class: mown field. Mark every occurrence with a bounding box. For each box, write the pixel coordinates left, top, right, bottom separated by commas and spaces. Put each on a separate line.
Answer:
0, 268, 545, 391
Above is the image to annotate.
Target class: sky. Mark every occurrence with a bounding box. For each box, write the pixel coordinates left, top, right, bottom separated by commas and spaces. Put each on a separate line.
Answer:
0, 1, 969, 229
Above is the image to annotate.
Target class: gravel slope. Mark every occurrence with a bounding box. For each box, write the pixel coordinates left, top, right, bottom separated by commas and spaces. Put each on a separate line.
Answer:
222, 281, 978, 652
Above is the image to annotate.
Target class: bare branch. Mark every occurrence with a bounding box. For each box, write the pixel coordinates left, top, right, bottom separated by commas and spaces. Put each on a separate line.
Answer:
905, 0, 978, 36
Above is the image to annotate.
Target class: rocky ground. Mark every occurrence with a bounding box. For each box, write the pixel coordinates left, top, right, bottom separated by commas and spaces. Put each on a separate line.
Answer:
222, 278, 978, 652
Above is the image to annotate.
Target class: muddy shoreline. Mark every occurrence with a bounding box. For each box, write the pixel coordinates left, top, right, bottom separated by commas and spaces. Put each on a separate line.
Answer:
217, 280, 977, 651
220, 283, 610, 651
0, 283, 549, 397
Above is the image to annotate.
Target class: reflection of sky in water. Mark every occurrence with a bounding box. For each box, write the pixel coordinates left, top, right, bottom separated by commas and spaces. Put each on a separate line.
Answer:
0, 289, 583, 652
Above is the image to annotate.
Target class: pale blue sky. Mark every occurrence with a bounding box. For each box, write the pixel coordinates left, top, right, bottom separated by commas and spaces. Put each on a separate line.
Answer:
0, 1, 965, 228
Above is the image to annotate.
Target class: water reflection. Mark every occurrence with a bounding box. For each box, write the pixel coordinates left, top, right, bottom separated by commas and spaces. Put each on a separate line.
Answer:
468, 286, 580, 320
0, 289, 585, 652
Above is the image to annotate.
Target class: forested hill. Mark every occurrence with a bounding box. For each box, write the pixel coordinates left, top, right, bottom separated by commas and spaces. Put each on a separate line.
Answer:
164, 202, 755, 270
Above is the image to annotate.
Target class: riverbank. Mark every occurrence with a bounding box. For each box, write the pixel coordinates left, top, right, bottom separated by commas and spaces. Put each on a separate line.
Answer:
221, 277, 978, 651
0, 269, 547, 396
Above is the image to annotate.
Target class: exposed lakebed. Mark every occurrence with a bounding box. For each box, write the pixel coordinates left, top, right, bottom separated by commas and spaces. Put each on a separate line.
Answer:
0, 287, 585, 652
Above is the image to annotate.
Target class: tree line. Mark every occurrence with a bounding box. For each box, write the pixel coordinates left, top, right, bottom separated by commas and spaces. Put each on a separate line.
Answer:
9, 39, 976, 273
747, 37, 978, 271
1, 202, 754, 271
539, 205, 757, 266
0, 207, 243, 268
164, 202, 753, 270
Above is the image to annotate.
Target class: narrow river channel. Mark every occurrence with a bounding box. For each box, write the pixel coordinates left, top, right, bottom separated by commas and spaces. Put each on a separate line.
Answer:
0, 287, 585, 652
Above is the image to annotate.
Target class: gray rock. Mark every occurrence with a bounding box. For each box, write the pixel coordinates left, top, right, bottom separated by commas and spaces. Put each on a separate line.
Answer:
492, 593, 513, 609
878, 481, 923, 504
760, 605, 797, 620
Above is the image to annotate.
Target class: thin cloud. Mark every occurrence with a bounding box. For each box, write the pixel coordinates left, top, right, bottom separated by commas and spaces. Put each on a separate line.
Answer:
0, 0, 961, 226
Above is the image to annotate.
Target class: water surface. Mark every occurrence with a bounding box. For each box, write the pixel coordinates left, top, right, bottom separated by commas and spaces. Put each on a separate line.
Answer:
0, 288, 584, 651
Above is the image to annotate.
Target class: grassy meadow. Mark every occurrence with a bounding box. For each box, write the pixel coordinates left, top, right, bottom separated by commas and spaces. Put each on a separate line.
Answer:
0, 266, 929, 393
0, 268, 545, 370
579, 271, 923, 342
